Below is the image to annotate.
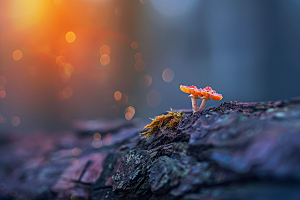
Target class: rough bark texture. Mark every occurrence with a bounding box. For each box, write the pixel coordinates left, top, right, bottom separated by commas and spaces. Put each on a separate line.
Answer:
1, 98, 300, 200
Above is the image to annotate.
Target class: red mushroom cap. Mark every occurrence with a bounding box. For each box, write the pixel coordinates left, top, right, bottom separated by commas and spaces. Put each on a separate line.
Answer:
180, 85, 201, 96
180, 85, 223, 100
199, 86, 223, 100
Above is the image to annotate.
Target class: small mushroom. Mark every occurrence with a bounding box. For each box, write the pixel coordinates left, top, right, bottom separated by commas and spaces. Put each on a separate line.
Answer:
198, 86, 223, 112
180, 85, 201, 113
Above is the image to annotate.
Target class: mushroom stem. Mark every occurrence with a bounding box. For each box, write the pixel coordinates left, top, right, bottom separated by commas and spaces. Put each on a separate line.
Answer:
189, 94, 199, 113
198, 97, 209, 112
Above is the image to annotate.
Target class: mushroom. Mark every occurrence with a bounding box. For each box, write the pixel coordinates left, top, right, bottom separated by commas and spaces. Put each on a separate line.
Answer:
180, 85, 201, 113
198, 86, 223, 112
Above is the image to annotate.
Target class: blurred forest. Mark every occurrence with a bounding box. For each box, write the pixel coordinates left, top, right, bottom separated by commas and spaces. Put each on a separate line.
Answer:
1, 0, 300, 132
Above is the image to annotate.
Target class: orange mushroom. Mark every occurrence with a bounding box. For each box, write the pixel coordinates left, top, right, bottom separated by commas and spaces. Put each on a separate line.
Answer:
198, 86, 223, 112
180, 85, 223, 113
180, 85, 201, 113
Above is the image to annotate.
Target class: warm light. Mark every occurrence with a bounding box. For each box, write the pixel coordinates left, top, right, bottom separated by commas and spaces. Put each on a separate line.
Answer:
65, 31, 76, 43
125, 106, 135, 120
0, 91, 6, 99
118, 94, 128, 106
13, 50, 23, 61
28, 66, 38, 76
0, 76, 7, 86
162, 68, 174, 82
135, 53, 143, 61
62, 87, 73, 99
56, 56, 66, 66
100, 54, 110, 65
99, 45, 111, 55
140, 0, 147, 4
135, 60, 146, 72
11, 116, 20, 127
54, 0, 62, 6
10, 0, 47, 28
114, 91, 122, 101
94, 133, 101, 140
131, 41, 138, 49
147, 89, 161, 108
140, 75, 152, 88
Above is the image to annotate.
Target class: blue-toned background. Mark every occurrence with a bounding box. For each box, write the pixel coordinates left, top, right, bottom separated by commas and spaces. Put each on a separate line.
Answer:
1, 0, 300, 132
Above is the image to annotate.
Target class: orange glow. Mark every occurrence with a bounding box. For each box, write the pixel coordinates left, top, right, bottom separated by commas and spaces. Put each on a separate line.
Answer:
114, 91, 122, 101
54, 0, 62, 6
13, 50, 23, 61
62, 87, 73, 99
56, 56, 66, 66
0, 91, 6, 99
140, 0, 147, 4
118, 94, 128, 106
0, 76, 7, 86
28, 67, 38, 76
65, 31, 76, 43
94, 133, 101, 140
10, 0, 47, 28
125, 106, 135, 120
131, 41, 138, 49
135, 60, 146, 72
100, 45, 111, 55
100, 54, 110, 65
11, 116, 20, 127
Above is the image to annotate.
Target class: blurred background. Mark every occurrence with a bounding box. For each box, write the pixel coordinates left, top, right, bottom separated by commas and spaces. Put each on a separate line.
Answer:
1, 0, 300, 133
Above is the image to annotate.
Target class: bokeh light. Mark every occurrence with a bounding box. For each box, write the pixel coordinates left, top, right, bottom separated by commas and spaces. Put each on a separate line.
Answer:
92, 139, 102, 148
147, 89, 161, 108
72, 147, 82, 156
135, 60, 146, 72
115, 7, 122, 16
0, 91, 6, 99
70, 158, 79, 166
140, 74, 152, 88
13, 50, 23, 61
131, 41, 138, 49
65, 31, 76, 43
124, 106, 135, 120
99, 45, 111, 55
114, 91, 122, 101
11, 116, 20, 127
62, 87, 73, 99
94, 133, 101, 140
118, 94, 128, 106
140, 0, 147, 4
100, 54, 110, 65
135, 53, 143, 61
162, 68, 175, 82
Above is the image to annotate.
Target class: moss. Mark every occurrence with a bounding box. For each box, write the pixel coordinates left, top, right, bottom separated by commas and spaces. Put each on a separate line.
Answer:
140, 109, 184, 138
